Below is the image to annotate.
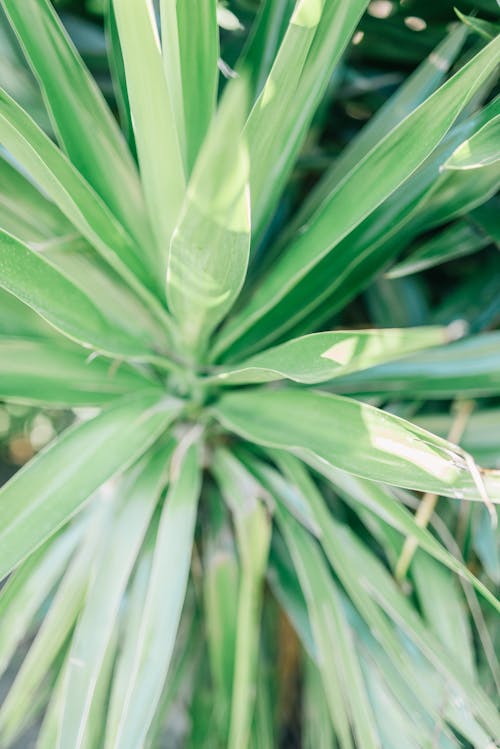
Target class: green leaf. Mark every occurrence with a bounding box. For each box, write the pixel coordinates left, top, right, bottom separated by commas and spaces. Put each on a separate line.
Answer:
0, 87, 154, 290
0, 336, 158, 406
38, 236, 172, 356
213, 387, 500, 502
260, 456, 500, 740
412, 553, 475, 676
0, 503, 111, 746
277, 503, 380, 749
0, 288, 52, 338
166, 78, 250, 354
105, 549, 153, 746
161, 0, 219, 174
0, 230, 166, 359
0, 525, 80, 678
455, 9, 500, 41
301, 22, 468, 211
112, 0, 185, 268
0, 155, 71, 242
221, 99, 500, 357
0, 392, 181, 580
212, 450, 271, 749
386, 219, 491, 278
105, 0, 135, 155
333, 331, 500, 398
246, 0, 370, 238
58, 447, 173, 749
215, 35, 500, 357
469, 197, 500, 246
0, 0, 153, 253
202, 491, 239, 745
109, 435, 202, 749
303, 462, 499, 612
336, 527, 500, 741
303, 657, 335, 749
444, 113, 500, 170
237, 0, 294, 99
208, 326, 450, 385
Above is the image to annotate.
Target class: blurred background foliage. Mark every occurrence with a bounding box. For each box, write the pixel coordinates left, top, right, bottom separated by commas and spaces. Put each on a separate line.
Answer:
0, 1, 498, 746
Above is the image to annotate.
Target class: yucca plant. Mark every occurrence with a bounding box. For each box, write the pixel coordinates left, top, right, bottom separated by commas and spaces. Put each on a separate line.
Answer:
0, 1, 499, 747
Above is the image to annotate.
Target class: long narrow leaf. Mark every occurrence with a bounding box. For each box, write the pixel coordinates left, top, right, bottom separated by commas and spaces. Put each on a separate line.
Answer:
213, 388, 500, 502
0, 336, 158, 406
58, 446, 173, 749
444, 113, 500, 170
0, 230, 165, 359
0, 88, 154, 288
215, 35, 500, 357
166, 78, 250, 354
0, 392, 181, 580
1, 0, 153, 251
246, 0, 370, 237
110, 435, 202, 749
208, 326, 450, 385
113, 0, 185, 268
161, 0, 219, 174
333, 331, 500, 398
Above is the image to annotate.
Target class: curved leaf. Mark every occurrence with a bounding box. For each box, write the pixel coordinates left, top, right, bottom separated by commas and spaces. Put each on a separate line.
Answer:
444, 113, 500, 170
166, 78, 250, 354
209, 326, 449, 385
213, 388, 500, 502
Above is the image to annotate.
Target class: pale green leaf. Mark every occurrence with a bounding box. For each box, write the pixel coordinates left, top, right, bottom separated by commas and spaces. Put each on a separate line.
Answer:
302, 22, 468, 209
333, 331, 500, 398
166, 78, 250, 354
110, 435, 202, 749
213, 388, 500, 502
58, 446, 173, 749
0, 88, 153, 289
0, 230, 167, 359
444, 114, 500, 170
277, 503, 380, 749
0, 392, 181, 580
113, 0, 185, 268
38, 236, 172, 355
161, 0, 219, 174
212, 450, 271, 749
302, 462, 499, 612
208, 326, 450, 385
202, 491, 239, 745
0, 503, 111, 746
0, 525, 81, 678
0, 155, 70, 242
412, 553, 475, 676
0, 336, 158, 406
0, 0, 153, 253
246, 0, 370, 238
263, 457, 500, 740
386, 219, 490, 278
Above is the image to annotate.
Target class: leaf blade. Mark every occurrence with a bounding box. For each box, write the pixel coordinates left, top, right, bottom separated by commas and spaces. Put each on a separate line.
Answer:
0, 392, 181, 580
213, 388, 500, 502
